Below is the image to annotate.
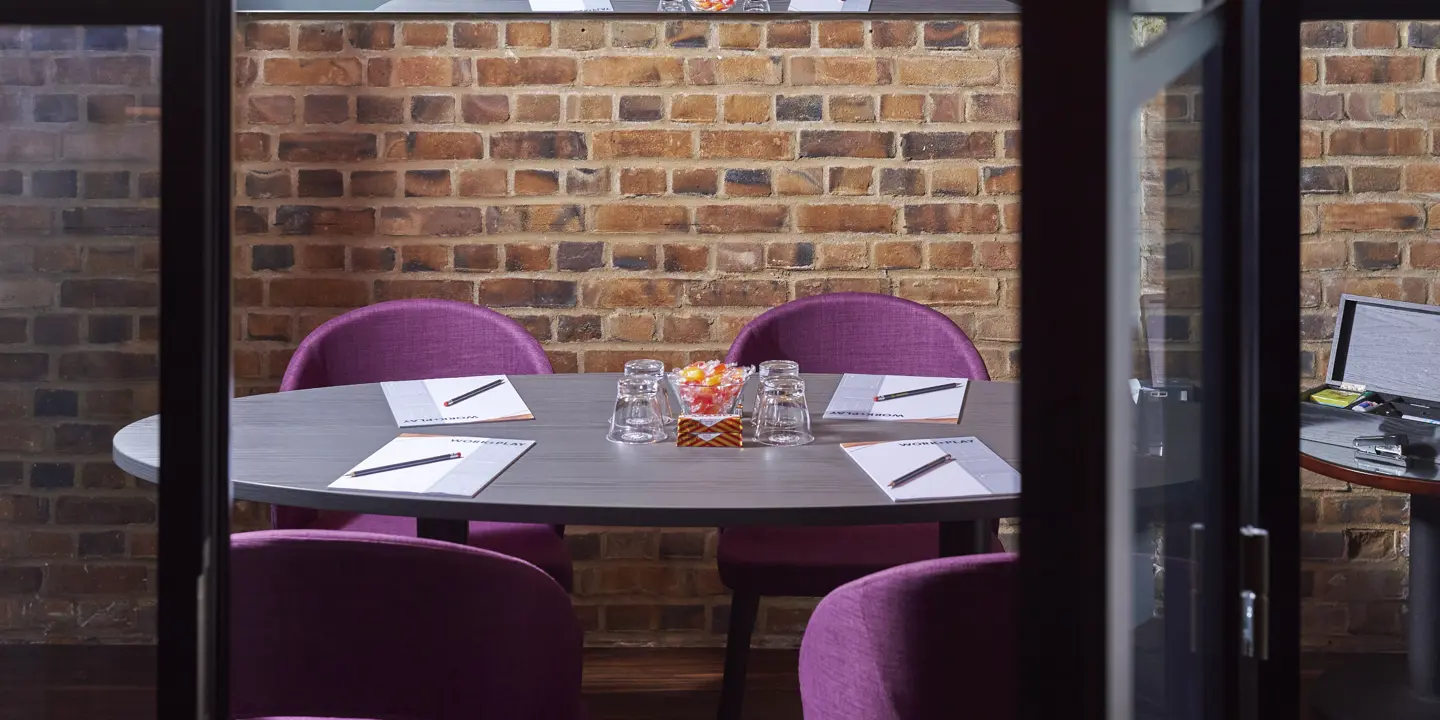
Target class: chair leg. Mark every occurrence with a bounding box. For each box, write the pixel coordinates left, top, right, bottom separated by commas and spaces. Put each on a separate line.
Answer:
718, 591, 760, 720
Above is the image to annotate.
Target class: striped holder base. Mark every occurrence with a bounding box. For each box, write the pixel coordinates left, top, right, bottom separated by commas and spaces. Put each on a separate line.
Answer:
676, 414, 743, 448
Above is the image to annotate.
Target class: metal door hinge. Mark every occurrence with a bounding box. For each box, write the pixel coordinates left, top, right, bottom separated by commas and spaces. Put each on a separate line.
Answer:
1240, 526, 1269, 660
1189, 524, 1270, 660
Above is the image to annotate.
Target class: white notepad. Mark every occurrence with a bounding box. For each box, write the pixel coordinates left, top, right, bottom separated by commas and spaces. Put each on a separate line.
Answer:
381, 375, 534, 428
330, 433, 534, 497
822, 374, 969, 423
842, 437, 1020, 503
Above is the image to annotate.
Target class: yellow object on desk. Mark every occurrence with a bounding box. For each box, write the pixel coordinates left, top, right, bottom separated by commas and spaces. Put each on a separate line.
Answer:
1312, 388, 1365, 408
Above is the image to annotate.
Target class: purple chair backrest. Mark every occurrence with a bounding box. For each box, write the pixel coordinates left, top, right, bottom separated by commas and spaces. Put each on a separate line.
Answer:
231, 530, 585, 720
724, 292, 990, 379
280, 299, 552, 392
798, 553, 1017, 720
275, 300, 550, 529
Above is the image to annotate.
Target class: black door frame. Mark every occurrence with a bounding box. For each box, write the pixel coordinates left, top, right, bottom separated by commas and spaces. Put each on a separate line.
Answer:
1020, 0, 1301, 717
0, 2, 232, 719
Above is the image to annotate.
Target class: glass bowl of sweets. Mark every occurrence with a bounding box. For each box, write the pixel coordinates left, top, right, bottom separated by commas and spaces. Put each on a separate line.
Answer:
668, 360, 752, 416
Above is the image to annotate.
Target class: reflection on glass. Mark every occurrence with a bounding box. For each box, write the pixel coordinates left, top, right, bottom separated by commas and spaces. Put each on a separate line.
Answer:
1129, 59, 1204, 718
0, 23, 163, 716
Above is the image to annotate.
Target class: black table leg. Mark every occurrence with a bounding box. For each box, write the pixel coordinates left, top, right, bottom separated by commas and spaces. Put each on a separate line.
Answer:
939, 519, 995, 557
1311, 494, 1440, 720
417, 518, 469, 545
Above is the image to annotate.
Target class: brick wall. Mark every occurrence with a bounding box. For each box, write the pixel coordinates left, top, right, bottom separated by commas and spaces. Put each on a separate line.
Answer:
1298, 20, 1440, 652
230, 15, 1019, 646
0, 26, 161, 642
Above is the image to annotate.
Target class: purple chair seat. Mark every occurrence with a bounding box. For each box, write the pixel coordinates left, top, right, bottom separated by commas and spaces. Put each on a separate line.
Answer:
307, 512, 573, 592
799, 554, 1017, 720
271, 299, 570, 590
231, 530, 585, 720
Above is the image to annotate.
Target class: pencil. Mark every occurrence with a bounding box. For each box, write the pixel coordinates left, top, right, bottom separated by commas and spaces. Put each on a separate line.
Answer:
874, 382, 962, 403
444, 379, 505, 407
346, 452, 462, 477
888, 454, 956, 489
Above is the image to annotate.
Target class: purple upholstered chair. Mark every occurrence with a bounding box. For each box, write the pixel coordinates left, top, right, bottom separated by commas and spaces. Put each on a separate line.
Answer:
717, 292, 992, 720
231, 530, 585, 720
798, 554, 1017, 720
273, 299, 572, 591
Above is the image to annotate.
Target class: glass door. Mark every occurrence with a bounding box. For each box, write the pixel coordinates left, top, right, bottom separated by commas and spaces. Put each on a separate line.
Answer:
1019, 0, 1300, 718
0, 2, 232, 720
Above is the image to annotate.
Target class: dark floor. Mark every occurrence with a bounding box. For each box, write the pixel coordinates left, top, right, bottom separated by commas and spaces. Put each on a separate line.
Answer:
0, 644, 802, 720
0, 643, 1376, 720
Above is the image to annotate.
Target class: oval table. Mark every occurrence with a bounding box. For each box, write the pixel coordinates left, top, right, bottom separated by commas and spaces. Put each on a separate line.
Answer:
1302, 402, 1440, 720
112, 373, 1019, 555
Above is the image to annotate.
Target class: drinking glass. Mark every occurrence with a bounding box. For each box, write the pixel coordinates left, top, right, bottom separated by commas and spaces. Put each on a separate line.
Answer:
607, 377, 667, 444
758, 359, 799, 379
625, 358, 674, 424
742, 0, 770, 10
657, 0, 686, 10
754, 376, 814, 446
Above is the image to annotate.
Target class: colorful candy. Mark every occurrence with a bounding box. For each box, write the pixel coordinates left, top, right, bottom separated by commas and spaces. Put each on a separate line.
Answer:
671, 360, 750, 415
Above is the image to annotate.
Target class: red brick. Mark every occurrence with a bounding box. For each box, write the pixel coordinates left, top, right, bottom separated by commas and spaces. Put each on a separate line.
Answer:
924, 21, 970, 49
902, 132, 995, 160
402, 22, 450, 47
582, 56, 685, 87
378, 206, 485, 236
476, 57, 578, 86
1328, 128, 1426, 156
896, 57, 998, 86
905, 204, 1002, 234
557, 20, 605, 50
404, 169, 452, 198
581, 279, 684, 308
410, 95, 455, 124
790, 57, 890, 86
351, 170, 397, 197
54, 496, 154, 525
1320, 203, 1424, 232
298, 22, 345, 51
620, 168, 667, 196
245, 22, 292, 50
818, 21, 865, 48
515, 169, 560, 196
828, 167, 873, 195
277, 132, 376, 162
977, 21, 1018, 48
376, 280, 474, 303
725, 94, 771, 124
516, 94, 562, 122
796, 205, 895, 234
476, 279, 576, 308
507, 21, 553, 48
595, 206, 689, 233
593, 130, 692, 158
1325, 56, 1423, 84
505, 243, 552, 271
696, 205, 787, 234
454, 22, 499, 49
675, 95, 719, 124
687, 280, 788, 307
484, 205, 586, 234
800, 131, 893, 159
874, 241, 922, 269
699, 131, 791, 160
458, 169, 507, 197
490, 131, 587, 160
351, 247, 396, 272
270, 279, 370, 307
897, 277, 999, 305
274, 206, 375, 236
557, 315, 602, 343
247, 95, 296, 125
462, 94, 510, 123
767, 21, 812, 49
455, 244, 500, 272
386, 131, 485, 160
263, 58, 363, 86
718, 23, 763, 49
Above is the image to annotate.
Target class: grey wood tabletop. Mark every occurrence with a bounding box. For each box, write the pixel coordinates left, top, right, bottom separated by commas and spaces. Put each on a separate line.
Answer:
112, 373, 1020, 527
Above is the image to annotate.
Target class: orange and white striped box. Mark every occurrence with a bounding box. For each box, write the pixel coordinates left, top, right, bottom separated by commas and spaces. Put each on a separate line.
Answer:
676, 414, 743, 447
